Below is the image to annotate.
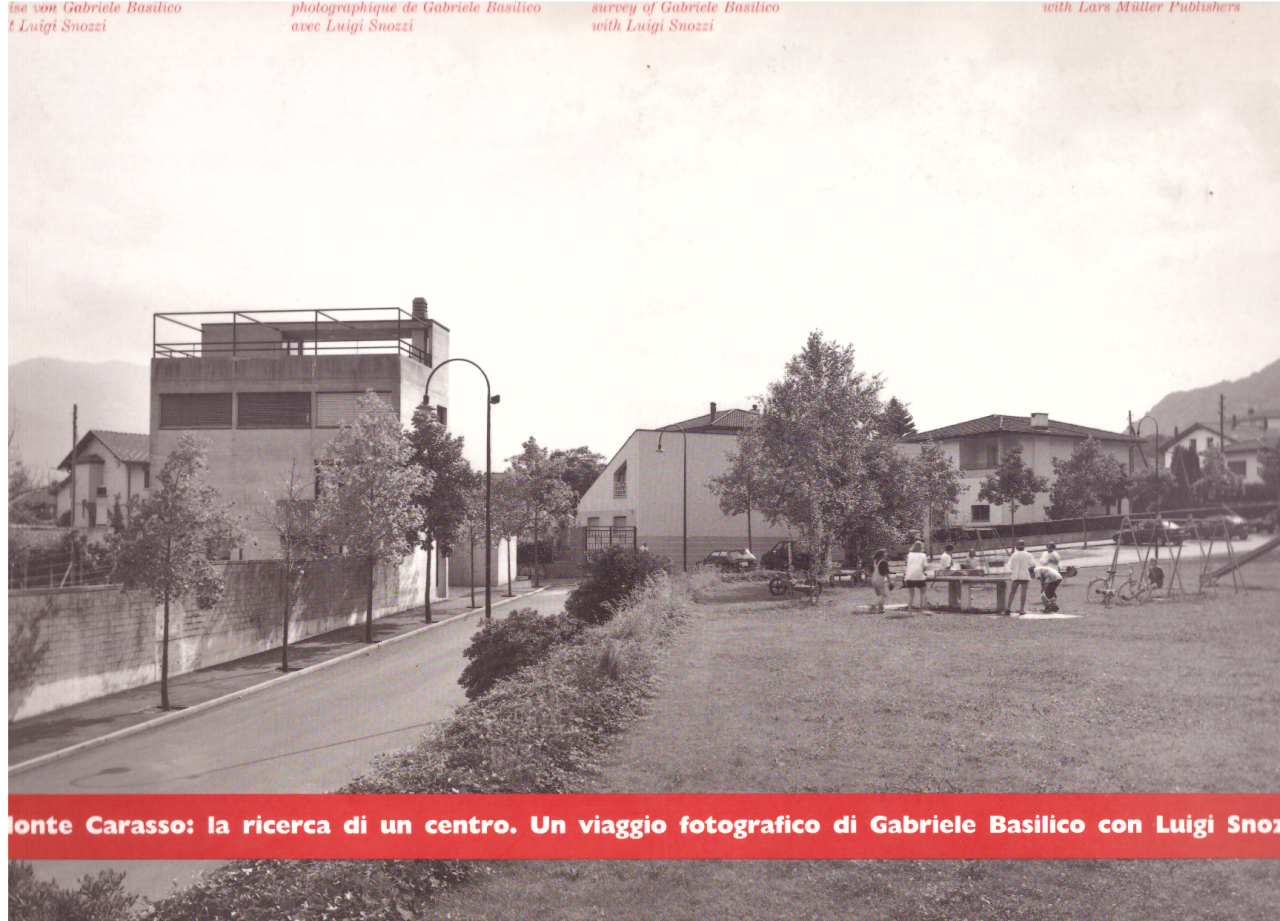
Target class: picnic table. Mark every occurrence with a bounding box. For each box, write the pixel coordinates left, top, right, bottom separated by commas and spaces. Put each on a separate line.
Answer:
928, 572, 1010, 613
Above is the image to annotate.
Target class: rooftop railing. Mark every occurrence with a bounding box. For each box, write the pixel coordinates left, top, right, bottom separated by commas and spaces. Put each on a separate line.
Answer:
152, 307, 439, 365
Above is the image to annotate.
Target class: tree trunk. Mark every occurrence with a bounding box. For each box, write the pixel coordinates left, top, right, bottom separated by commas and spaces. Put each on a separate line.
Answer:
506, 539, 513, 597
469, 536, 476, 608
1082, 515, 1088, 549
281, 563, 291, 672
365, 555, 375, 644
161, 588, 171, 711
533, 515, 541, 588
424, 534, 433, 625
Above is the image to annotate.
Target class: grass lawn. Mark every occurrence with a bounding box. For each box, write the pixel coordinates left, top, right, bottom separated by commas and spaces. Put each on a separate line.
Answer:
429, 558, 1280, 920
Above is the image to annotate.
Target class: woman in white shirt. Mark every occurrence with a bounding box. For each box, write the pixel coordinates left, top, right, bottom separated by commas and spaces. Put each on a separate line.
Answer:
903, 540, 930, 615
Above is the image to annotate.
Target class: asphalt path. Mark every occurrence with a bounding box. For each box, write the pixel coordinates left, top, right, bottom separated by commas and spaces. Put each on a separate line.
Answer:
12, 584, 575, 904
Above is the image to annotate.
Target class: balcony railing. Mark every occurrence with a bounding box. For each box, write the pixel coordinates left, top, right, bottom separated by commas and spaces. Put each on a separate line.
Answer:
153, 307, 436, 365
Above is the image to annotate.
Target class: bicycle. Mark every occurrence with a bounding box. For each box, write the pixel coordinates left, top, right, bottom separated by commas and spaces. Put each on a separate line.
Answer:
1087, 566, 1153, 606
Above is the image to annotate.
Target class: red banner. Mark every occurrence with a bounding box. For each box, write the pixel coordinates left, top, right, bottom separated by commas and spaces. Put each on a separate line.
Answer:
8, 793, 1280, 860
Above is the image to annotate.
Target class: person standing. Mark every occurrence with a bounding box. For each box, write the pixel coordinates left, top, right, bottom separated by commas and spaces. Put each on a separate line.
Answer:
869, 549, 892, 613
1037, 559, 1063, 613
903, 540, 930, 615
1004, 540, 1036, 616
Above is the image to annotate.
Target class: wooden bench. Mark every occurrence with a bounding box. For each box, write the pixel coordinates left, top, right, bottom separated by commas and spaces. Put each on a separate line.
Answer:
929, 574, 1010, 613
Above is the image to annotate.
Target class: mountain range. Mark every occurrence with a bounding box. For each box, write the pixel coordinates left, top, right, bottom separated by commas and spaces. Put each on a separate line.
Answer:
1140, 357, 1280, 441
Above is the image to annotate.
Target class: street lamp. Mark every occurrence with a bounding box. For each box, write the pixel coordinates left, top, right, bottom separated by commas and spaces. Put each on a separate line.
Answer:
424, 358, 499, 620
656, 422, 688, 572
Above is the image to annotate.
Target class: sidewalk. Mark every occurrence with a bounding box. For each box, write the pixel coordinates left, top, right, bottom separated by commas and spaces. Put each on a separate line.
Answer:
9, 582, 550, 771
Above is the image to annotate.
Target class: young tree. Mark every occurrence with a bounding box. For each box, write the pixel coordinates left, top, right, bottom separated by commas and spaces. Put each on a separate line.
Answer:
508, 438, 577, 588
977, 445, 1049, 543
490, 471, 525, 597
316, 393, 426, 644
912, 440, 962, 550
1130, 467, 1176, 513
550, 446, 607, 501
1047, 438, 1130, 519
709, 332, 890, 580
459, 488, 490, 608
254, 462, 322, 672
109, 435, 241, 710
878, 396, 917, 438
407, 400, 482, 623
1193, 447, 1241, 505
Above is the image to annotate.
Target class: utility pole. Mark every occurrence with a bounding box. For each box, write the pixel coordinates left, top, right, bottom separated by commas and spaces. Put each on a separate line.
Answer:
70, 405, 77, 528
1220, 394, 1226, 446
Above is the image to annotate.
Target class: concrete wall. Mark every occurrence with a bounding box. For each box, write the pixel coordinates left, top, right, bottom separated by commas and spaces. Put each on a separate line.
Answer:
8, 555, 423, 722
448, 537, 516, 589
151, 348, 451, 562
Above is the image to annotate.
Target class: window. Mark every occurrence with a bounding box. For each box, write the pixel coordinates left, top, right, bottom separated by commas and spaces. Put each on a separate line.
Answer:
436, 405, 447, 426
1207, 437, 1215, 449
1187, 438, 1197, 452
970, 504, 991, 522
1228, 461, 1247, 476
959, 440, 999, 471
96, 486, 108, 498
316, 391, 393, 428
613, 515, 628, 528
587, 517, 600, 527
143, 465, 150, 489
160, 393, 232, 429
613, 462, 627, 498
237, 392, 312, 428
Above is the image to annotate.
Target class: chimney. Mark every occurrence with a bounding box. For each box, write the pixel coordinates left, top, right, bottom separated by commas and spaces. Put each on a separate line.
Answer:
709, 402, 717, 424
411, 297, 428, 321
1030, 412, 1049, 430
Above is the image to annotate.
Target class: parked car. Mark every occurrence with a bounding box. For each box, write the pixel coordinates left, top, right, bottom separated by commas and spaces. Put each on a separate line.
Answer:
700, 549, 759, 573
1112, 520, 1183, 546
761, 540, 813, 572
1195, 514, 1250, 541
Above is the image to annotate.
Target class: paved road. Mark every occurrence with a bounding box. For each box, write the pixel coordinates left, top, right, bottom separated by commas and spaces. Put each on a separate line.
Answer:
12, 584, 575, 902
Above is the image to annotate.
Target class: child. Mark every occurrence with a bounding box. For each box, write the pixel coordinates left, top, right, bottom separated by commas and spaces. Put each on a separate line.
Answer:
1038, 542, 1061, 570
869, 549, 892, 613
1004, 540, 1036, 616
903, 540, 930, 614
1037, 558, 1063, 613
939, 544, 955, 572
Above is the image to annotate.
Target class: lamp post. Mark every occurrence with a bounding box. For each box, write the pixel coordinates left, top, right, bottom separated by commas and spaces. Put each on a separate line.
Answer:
656, 422, 688, 571
423, 358, 499, 620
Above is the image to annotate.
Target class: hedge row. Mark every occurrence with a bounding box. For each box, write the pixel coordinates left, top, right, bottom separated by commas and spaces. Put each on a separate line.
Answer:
13, 571, 692, 921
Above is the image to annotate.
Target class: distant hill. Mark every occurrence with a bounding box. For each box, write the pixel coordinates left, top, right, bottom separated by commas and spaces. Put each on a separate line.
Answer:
1141, 357, 1280, 440
8, 358, 151, 478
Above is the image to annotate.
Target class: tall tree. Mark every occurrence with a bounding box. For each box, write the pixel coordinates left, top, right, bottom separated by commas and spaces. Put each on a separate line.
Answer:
509, 438, 577, 587
709, 332, 890, 580
1193, 447, 1241, 505
550, 446, 606, 502
1260, 446, 1280, 500
254, 462, 323, 672
878, 396, 917, 438
109, 435, 241, 710
316, 393, 426, 644
977, 445, 1049, 543
1046, 437, 1130, 520
407, 400, 481, 623
912, 440, 962, 549
1130, 467, 1176, 514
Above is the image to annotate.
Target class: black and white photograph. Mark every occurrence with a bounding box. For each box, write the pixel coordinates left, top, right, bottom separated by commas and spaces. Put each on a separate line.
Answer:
8, 2, 1280, 918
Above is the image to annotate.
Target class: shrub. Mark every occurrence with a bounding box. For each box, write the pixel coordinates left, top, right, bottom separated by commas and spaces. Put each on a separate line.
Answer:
565, 544, 672, 625
458, 608, 583, 700
8, 862, 137, 921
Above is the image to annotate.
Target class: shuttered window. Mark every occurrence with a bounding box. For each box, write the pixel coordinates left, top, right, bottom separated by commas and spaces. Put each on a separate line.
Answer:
237, 392, 312, 429
159, 393, 232, 429
316, 391, 393, 428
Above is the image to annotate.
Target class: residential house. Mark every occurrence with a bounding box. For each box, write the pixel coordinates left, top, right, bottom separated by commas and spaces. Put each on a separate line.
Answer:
149, 299, 451, 600
1223, 433, 1280, 484
1160, 423, 1236, 469
905, 413, 1140, 528
56, 430, 151, 536
576, 404, 793, 567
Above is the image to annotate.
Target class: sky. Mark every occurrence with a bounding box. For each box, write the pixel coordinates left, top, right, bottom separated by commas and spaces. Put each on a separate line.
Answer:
9, 2, 1280, 470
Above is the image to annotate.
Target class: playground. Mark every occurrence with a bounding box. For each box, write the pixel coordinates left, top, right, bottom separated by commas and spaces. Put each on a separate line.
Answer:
429, 553, 1280, 920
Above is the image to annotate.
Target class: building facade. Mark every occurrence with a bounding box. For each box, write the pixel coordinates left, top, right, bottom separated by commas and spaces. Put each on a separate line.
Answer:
56, 430, 151, 537
148, 301, 451, 599
906, 413, 1140, 528
576, 405, 794, 567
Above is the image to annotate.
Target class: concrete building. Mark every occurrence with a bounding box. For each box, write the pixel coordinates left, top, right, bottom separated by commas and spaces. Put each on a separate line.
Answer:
905, 413, 1140, 528
149, 300, 451, 599
576, 404, 794, 567
56, 430, 152, 536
